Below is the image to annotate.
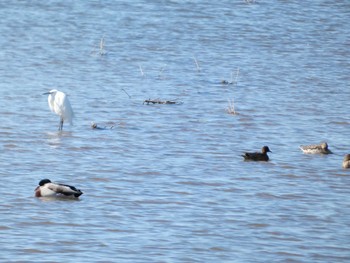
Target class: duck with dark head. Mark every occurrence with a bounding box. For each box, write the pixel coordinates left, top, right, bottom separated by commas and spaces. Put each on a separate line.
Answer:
242, 146, 271, 162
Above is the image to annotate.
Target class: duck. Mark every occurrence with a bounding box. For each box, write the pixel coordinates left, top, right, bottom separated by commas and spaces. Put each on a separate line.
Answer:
242, 146, 271, 161
343, 154, 350, 169
35, 179, 83, 198
299, 142, 332, 154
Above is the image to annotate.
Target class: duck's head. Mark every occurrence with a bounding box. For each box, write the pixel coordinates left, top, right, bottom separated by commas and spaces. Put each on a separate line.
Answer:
262, 146, 271, 154
39, 179, 51, 186
321, 142, 328, 149
344, 154, 350, 162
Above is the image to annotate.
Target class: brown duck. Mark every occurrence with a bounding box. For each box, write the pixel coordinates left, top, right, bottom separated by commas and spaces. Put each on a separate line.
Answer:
242, 146, 271, 161
299, 142, 332, 154
343, 154, 350, 169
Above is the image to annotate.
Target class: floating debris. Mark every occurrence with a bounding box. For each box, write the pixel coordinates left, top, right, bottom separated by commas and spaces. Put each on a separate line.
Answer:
221, 80, 234, 85
143, 98, 183, 105
91, 122, 114, 130
222, 68, 240, 86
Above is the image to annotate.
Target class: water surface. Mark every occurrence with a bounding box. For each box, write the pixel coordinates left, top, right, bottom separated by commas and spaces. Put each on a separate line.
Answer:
0, 1, 350, 262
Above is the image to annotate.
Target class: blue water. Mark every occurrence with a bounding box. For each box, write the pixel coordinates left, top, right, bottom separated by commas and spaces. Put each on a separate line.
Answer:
1, 1, 350, 262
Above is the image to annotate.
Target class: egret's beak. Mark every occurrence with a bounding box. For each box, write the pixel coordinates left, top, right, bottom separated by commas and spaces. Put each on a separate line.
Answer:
42, 91, 51, 95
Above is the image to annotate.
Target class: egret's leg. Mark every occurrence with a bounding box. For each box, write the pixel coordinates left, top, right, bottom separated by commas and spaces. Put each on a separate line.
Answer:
59, 117, 64, 131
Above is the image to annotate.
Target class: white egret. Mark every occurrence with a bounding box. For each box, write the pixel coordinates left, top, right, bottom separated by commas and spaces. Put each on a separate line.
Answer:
43, 89, 74, 131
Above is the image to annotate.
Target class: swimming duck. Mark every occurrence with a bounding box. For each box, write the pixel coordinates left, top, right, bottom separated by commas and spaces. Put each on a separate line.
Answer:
242, 146, 271, 161
299, 142, 332, 154
343, 154, 350, 169
35, 179, 83, 198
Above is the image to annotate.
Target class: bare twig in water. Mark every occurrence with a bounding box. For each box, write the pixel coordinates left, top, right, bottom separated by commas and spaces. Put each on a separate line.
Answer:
99, 36, 107, 55
122, 89, 131, 99
225, 68, 240, 115
226, 98, 238, 115
91, 36, 107, 56
232, 68, 240, 86
222, 67, 240, 86
158, 64, 167, 79
139, 64, 145, 77
193, 56, 201, 72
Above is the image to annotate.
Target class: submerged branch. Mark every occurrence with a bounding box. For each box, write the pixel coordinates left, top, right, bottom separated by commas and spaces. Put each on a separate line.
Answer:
143, 98, 183, 105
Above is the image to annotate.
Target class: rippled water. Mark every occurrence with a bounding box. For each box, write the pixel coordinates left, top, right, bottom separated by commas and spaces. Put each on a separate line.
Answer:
1, 1, 350, 262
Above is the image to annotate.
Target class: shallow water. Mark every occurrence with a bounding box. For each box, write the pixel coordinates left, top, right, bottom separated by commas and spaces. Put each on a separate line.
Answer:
1, 0, 350, 262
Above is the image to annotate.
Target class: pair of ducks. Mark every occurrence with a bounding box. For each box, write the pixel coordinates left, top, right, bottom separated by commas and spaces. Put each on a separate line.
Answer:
35, 143, 349, 199
242, 142, 331, 161
242, 142, 350, 169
